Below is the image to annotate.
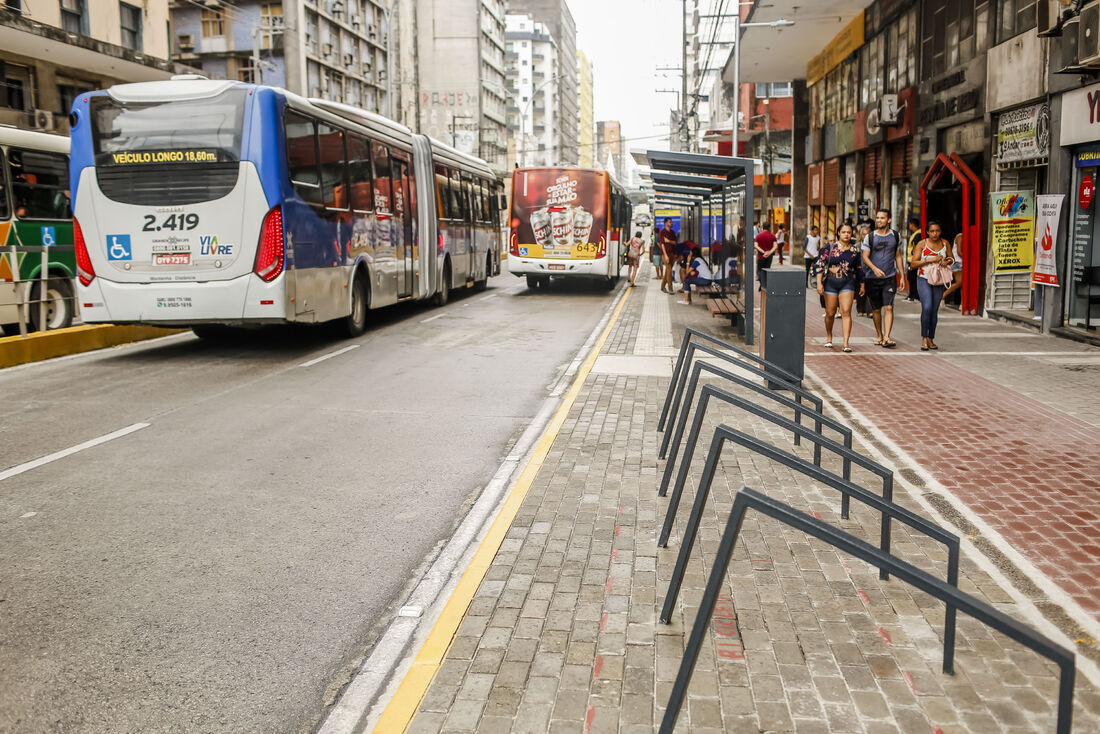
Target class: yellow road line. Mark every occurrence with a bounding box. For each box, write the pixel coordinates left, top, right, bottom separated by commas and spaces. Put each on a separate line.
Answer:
372, 286, 633, 733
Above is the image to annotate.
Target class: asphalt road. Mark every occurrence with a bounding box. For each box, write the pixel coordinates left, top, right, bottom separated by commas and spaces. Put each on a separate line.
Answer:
0, 275, 618, 733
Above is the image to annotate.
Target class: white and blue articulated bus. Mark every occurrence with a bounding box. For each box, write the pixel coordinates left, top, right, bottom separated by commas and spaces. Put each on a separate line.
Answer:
68, 77, 503, 337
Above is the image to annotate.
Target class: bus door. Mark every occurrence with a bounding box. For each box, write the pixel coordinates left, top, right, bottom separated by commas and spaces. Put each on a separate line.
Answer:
391, 156, 414, 298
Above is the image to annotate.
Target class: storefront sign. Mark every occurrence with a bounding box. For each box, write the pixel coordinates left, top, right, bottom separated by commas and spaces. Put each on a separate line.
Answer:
1032, 195, 1063, 287
918, 88, 983, 127
835, 120, 856, 157
807, 13, 865, 85
1080, 174, 1094, 209
997, 103, 1050, 164
991, 190, 1036, 273
1076, 147, 1100, 167
1059, 83, 1100, 146
808, 163, 823, 205
844, 158, 858, 206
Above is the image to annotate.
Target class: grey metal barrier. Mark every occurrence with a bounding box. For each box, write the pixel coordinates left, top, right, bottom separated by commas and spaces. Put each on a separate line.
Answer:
658, 340, 823, 460
659, 359, 851, 498
660, 487, 1076, 734
659, 418, 960, 675
658, 328, 803, 433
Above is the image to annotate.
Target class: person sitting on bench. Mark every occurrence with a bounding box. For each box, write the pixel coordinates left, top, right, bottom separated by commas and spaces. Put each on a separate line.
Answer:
678, 246, 713, 305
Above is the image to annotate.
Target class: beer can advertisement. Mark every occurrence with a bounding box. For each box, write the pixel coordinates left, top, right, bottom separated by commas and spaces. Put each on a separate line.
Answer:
510, 168, 608, 259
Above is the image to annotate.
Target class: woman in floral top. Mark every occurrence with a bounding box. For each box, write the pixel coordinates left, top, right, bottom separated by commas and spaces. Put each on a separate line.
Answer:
813, 222, 862, 352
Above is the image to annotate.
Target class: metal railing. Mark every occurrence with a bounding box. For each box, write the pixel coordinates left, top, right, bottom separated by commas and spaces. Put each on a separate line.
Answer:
659, 418, 960, 674
659, 359, 850, 498
659, 328, 803, 434
660, 488, 1076, 734
658, 340, 821, 459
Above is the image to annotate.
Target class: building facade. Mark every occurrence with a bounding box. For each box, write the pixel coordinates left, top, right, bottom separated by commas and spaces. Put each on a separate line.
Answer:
596, 120, 622, 178
506, 0, 578, 166
416, 0, 507, 171
578, 49, 594, 168
1, 0, 191, 134
794, 0, 1100, 340
171, 1, 390, 115
505, 13, 557, 168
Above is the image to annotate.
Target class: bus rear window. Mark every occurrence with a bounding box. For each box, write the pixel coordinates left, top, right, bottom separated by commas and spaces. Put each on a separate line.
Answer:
89, 88, 247, 166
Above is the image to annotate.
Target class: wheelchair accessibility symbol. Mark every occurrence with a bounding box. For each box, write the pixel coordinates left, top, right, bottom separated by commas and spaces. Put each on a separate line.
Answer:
107, 234, 132, 261
41, 226, 56, 248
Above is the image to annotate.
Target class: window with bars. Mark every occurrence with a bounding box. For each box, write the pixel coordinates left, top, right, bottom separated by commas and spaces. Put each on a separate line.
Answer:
120, 2, 141, 50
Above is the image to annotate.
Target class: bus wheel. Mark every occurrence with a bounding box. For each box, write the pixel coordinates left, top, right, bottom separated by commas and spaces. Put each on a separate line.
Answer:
343, 273, 369, 337
433, 261, 451, 306
604, 276, 616, 291
29, 277, 74, 332
192, 325, 236, 341
526, 274, 548, 290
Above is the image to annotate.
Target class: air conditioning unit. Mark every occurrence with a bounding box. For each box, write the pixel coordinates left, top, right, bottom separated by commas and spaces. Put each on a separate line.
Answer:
33, 109, 53, 130
1079, 1, 1100, 66
323, 42, 334, 57
177, 33, 195, 51
343, 53, 354, 67
1056, 15, 1082, 71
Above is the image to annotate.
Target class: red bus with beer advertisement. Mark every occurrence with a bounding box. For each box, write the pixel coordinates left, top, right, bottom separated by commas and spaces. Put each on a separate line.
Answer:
508, 167, 631, 289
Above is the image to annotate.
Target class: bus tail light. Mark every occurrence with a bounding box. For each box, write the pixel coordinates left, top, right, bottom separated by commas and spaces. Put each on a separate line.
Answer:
509, 230, 520, 257
595, 236, 607, 259
254, 205, 285, 282
74, 217, 95, 286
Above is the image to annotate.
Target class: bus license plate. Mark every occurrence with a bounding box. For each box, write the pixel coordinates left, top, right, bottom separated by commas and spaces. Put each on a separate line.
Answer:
548, 263, 565, 270
154, 253, 190, 266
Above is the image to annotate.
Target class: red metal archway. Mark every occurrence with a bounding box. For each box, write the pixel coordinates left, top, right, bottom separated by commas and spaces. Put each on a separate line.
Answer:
919, 153, 984, 315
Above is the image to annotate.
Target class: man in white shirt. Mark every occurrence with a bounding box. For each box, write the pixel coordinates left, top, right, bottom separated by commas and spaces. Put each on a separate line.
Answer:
803, 225, 820, 286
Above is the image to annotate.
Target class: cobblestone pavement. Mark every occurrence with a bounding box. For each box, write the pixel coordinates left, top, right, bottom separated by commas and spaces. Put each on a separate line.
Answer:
398, 267, 1100, 733
803, 295, 1100, 631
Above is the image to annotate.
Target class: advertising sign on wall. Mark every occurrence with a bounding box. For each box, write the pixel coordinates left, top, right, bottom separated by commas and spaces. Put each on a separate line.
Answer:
997, 103, 1050, 164
1032, 194, 1063, 286
990, 190, 1036, 273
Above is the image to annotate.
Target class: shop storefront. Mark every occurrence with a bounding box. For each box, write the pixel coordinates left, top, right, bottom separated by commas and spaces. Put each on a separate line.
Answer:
1058, 83, 1100, 331
989, 101, 1050, 313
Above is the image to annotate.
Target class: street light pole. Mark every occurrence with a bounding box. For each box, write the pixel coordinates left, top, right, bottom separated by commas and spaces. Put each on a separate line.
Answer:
728, 15, 794, 159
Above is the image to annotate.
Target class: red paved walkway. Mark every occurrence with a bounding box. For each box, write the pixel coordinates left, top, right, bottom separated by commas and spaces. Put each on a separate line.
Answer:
803, 310, 1100, 621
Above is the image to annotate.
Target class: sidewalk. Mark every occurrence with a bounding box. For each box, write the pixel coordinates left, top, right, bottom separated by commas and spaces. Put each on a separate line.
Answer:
389, 265, 1100, 733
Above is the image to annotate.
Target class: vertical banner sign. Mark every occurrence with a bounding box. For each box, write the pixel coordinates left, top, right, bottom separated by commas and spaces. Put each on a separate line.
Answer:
990, 190, 1036, 273
1032, 195, 1063, 286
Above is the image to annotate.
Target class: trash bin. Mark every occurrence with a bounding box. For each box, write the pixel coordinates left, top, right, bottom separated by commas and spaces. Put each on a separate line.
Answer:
758, 266, 805, 388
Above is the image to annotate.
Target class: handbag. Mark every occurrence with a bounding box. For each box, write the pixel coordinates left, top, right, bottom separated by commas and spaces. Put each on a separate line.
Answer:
926, 261, 954, 286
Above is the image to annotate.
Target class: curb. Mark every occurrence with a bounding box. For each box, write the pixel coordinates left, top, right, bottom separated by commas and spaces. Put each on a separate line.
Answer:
0, 324, 186, 368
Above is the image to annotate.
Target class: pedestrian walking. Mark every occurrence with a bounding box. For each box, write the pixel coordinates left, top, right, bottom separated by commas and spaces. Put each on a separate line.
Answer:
678, 246, 713, 305
860, 208, 905, 348
856, 221, 874, 317
658, 218, 678, 294
625, 231, 645, 287
814, 222, 861, 352
803, 225, 821, 286
776, 223, 788, 265
910, 220, 955, 351
906, 215, 922, 302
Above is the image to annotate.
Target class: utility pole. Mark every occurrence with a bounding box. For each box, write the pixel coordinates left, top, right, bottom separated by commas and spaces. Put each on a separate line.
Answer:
681, 0, 689, 152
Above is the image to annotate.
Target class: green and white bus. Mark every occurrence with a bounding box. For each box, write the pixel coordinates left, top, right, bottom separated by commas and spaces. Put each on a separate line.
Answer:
0, 126, 76, 334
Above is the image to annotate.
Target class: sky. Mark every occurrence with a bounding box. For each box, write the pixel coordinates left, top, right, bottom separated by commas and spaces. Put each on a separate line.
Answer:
572, 0, 686, 156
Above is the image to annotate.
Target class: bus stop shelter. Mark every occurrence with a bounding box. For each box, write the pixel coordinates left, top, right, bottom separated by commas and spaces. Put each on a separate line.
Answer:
645, 150, 757, 344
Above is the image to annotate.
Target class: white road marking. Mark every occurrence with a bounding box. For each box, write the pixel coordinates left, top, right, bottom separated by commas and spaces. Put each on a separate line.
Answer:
0, 423, 150, 483
477, 294, 497, 302
419, 312, 446, 324
20, 512, 36, 519
298, 344, 360, 367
